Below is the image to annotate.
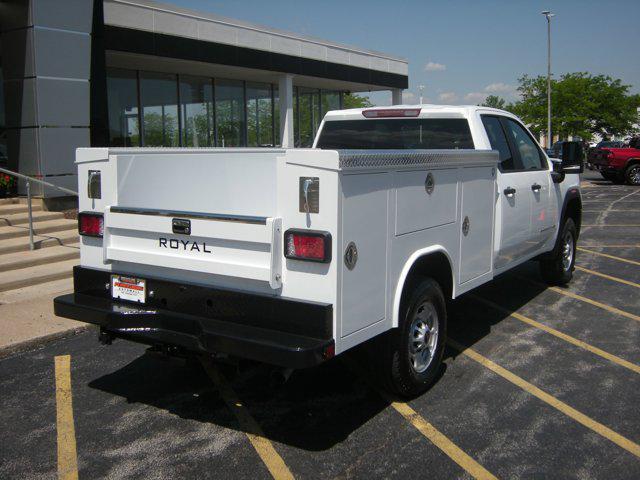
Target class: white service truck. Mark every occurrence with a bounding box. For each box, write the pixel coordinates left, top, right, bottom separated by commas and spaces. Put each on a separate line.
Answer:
54, 105, 583, 396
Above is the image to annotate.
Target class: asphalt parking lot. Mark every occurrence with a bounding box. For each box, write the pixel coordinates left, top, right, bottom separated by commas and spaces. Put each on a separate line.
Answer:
1, 170, 639, 480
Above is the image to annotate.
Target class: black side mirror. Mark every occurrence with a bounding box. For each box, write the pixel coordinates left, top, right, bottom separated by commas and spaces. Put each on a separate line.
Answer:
561, 141, 584, 174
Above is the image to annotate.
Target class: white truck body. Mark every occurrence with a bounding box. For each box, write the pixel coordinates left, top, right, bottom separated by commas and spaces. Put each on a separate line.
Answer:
56, 105, 582, 389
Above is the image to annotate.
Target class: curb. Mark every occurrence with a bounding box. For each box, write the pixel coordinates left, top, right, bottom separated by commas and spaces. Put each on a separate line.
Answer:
0, 324, 94, 360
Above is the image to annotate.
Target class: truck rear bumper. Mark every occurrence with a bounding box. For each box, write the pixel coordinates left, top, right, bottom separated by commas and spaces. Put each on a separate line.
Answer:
54, 267, 334, 369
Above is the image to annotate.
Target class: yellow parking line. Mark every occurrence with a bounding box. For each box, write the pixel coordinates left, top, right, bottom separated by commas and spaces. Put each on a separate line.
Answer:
513, 274, 640, 323
447, 339, 640, 458
581, 224, 640, 227
470, 295, 640, 374
201, 360, 295, 480
577, 247, 640, 266
579, 244, 640, 248
54, 355, 78, 480
341, 357, 497, 480
389, 401, 497, 480
575, 266, 640, 289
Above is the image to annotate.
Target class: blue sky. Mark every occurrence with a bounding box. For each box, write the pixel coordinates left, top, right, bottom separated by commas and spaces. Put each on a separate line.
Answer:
173, 0, 640, 106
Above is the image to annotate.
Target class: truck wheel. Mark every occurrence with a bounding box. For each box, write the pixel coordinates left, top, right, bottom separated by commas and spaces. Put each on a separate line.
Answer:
539, 218, 577, 286
378, 278, 447, 398
625, 164, 640, 186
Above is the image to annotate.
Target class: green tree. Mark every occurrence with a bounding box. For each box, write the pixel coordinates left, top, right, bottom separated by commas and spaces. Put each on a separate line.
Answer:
342, 93, 374, 109
482, 95, 507, 109
509, 73, 640, 140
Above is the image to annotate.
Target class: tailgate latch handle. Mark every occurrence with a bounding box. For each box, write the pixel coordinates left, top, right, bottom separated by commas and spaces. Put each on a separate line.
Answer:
172, 218, 191, 235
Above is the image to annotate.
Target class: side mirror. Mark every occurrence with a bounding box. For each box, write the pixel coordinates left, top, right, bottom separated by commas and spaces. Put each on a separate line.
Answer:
561, 141, 584, 174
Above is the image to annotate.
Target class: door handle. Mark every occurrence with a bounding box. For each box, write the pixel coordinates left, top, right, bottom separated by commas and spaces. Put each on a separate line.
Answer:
503, 187, 516, 197
531, 183, 542, 192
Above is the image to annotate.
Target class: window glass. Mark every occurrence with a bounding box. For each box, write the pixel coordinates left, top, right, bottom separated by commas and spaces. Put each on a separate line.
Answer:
316, 118, 474, 150
297, 87, 321, 147
505, 119, 544, 170
321, 91, 341, 116
481, 116, 517, 171
179, 75, 213, 147
139, 71, 179, 147
246, 82, 273, 147
273, 85, 280, 146
0, 62, 7, 166
106, 68, 140, 147
215, 79, 245, 147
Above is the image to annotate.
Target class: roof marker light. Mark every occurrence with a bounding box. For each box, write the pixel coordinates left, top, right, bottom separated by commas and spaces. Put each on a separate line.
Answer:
362, 108, 421, 118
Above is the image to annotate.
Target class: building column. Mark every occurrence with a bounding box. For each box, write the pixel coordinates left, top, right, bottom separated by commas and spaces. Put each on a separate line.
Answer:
279, 74, 295, 148
391, 88, 403, 105
0, 0, 93, 197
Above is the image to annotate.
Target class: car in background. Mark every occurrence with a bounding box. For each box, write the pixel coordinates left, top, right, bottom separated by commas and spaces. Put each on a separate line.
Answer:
590, 137, 640, 185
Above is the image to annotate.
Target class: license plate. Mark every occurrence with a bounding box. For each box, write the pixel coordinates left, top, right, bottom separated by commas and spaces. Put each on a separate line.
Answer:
111, 275, 146, 304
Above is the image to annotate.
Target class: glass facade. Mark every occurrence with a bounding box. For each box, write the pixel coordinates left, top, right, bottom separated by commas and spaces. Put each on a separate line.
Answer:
0, 62, 6, 166
140, 71, 179, 147
105, 68, 343, 148
179, 75, 213, 147
106, 68, 139, 147
215, 79, 245, 147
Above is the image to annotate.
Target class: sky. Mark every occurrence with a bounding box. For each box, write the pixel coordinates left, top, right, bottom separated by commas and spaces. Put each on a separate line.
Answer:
172, 0, 640, 106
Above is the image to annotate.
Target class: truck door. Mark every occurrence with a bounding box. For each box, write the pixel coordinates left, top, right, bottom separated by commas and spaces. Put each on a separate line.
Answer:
481, 115, 531, 270
501, 118, 555, 251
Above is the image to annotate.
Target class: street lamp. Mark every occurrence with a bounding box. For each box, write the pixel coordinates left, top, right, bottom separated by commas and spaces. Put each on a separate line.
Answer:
542, 10, 555, 148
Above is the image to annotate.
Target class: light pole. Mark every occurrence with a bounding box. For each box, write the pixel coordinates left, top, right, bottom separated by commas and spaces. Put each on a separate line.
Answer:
418, 85, 425, 104
542, 10, 555, 148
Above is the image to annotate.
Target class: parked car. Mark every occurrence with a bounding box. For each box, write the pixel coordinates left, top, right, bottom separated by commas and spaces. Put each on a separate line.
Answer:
590, 140, 640, 185
54, 106, 583, 397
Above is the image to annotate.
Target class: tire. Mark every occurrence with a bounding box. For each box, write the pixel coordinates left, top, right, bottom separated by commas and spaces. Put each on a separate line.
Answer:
539, 218, 577, 286
376, 278, 447, 398
624, 163, 640, 186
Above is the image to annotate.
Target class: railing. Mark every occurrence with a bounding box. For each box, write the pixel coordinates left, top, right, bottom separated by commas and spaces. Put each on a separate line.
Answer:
0, 167, 78, 251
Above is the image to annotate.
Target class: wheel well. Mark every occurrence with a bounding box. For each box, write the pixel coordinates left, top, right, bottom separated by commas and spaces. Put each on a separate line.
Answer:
564, 197, 582, 235
402, 252, 454, 304
625, 158, 640, 169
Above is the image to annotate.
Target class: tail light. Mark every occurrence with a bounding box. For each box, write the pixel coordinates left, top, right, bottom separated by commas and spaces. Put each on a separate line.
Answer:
78, 212, 104, 237
284, 229, 331, 263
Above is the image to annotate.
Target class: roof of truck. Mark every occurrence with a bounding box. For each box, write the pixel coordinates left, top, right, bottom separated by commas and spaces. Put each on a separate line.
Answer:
323, 104, 509, 121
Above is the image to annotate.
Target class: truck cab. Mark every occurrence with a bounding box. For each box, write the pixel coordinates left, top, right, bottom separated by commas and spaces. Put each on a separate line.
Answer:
54, 105, 583, 396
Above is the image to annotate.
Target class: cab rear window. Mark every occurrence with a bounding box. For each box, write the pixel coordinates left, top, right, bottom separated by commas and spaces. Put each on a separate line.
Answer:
316, 118, 474, 150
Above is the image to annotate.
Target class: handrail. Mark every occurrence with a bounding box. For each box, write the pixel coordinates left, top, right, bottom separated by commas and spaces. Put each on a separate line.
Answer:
0, 166, 78, 251
0, 167, 78, 196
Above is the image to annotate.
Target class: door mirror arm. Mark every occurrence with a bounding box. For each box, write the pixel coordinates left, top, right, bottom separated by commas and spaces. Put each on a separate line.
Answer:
551, 160, 565, 183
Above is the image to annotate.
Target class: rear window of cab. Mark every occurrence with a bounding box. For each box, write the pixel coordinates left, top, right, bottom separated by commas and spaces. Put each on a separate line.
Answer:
316, 118, 474, 150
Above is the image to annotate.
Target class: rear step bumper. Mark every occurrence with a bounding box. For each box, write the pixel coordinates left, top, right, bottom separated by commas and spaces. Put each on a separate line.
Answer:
53, 267, 334, 369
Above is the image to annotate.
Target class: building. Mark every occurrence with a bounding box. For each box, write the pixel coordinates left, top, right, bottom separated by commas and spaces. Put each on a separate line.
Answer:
0, 0, 408, 197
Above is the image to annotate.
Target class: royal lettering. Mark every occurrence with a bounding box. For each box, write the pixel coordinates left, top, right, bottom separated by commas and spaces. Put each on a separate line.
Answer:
158, 237, 212, 254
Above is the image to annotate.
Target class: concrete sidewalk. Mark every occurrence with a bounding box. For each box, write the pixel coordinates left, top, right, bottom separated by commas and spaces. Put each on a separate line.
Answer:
0, 278, 88, 358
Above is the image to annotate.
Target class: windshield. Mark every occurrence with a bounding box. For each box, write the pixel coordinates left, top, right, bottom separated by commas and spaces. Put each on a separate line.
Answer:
316, 118, 474, 150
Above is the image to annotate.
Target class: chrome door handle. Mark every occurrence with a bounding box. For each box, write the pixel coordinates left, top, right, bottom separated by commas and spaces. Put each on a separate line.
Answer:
503, 187, 516, 197
531, 183, 542, 192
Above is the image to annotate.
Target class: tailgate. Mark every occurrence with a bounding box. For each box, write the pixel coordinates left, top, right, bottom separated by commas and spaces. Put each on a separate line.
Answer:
103, 149, 284, 289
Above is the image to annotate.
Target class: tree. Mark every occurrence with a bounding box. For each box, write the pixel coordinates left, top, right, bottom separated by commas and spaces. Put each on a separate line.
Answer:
342, 93, 374, 109
509, 73, 640, 140
482, 95, 507, 109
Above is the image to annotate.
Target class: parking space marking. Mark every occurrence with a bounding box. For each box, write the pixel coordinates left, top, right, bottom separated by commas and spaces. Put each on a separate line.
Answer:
471, 296, 640, 374
447, 339, 640, 458
575, 266, 640, 289
54, 355, 78, 480
513, 275, 640, 323
579, 244, 640, 248
582, 210, 640, 213
201, 360, 295, 480
389, 401, 497, 480
581, 224, 640, 227
577, 248, 640, 266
